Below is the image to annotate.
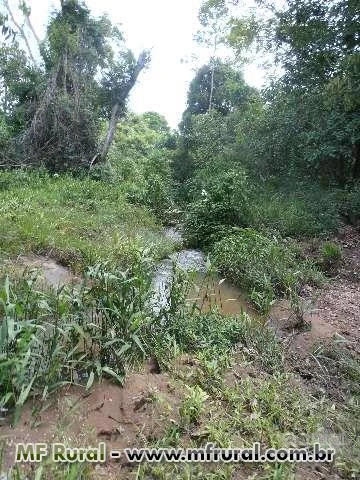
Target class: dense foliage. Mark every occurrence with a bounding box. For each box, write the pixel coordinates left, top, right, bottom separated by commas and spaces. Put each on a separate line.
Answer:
0, 0, 149, 170
0, 1, 359, 479
178, 0, 360, 255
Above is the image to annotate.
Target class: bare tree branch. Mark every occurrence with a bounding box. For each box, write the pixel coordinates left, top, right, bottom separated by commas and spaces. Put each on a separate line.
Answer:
3, 0, 37, 66
24, 11, 41, 47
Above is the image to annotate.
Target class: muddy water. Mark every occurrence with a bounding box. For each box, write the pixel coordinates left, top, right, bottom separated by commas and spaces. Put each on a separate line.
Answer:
7, 230, 253, 316
152, 228, 253, 316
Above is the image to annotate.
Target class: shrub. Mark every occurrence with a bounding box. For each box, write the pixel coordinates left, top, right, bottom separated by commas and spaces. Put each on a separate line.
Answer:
211, 228, 322, 312
146, 307, 283, 373
125, 171, 173, 218
250, 183, 341, 237
342, 181, 360, 226
184, 169, 252, 248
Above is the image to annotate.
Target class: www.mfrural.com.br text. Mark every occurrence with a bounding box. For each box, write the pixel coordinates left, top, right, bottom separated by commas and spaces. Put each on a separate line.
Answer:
15, 442, 335, 464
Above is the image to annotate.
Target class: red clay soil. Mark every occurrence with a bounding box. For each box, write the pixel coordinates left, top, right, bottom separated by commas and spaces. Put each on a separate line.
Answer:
1, 369, 181, 478
270, 226, 360, 358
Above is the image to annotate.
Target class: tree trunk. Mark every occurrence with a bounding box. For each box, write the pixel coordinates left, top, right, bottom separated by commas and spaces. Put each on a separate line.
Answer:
98, 50, 150, 164
209, 58, 215, 113
100, 102, 121, 162
208, 37, 217, 113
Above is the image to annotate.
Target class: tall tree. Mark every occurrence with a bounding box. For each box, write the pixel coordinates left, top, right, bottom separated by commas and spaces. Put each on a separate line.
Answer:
226, 0, 360, 183
195, 0, 229, 112
0, 0, 150, 170
98, 50, 150, 164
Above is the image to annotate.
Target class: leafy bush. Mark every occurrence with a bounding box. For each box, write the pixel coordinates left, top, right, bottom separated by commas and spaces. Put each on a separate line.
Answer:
146, 307, 283, 373
125, 170, 173, 218
211, 228, 322, 312
88, 163, 114, 182
342, 182, 360, 225
108, 112, 175, 219
184, 169, 252, 248
250, 182, 341, 237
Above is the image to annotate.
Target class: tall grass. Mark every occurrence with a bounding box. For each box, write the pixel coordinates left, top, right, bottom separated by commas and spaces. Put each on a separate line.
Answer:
0, 170, 173, 270
211, 228, 323, 314
0, 249, 154, 424
249, 181, 341, 237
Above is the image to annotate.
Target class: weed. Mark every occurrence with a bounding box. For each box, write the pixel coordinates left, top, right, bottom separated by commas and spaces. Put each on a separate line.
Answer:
320, 242, 342, 272
179, 385, 209, 426
250, 182, 341, 237
211, 228, 322, 314
0, 251, 154, 423
0, 171, 172, 271
183, 169, 251, 248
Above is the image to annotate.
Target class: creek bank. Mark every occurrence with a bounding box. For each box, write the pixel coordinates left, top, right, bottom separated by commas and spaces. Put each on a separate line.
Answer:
3, 254, 78, 287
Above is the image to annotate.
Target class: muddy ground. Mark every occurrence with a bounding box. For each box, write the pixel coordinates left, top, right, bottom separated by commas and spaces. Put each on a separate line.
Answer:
0, 227, 359, 479
271, 225, 359, 403
1, 365, 182, 478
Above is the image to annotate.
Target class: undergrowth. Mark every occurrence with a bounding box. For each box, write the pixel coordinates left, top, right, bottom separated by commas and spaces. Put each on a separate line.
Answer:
211, 228, 323, 314
0, 170, 173, 271
0, 255, 154, 425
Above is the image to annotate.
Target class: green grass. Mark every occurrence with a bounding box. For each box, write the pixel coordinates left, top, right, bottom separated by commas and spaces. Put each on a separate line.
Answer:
319, 241, 343, 271
249, 183, 341, 237
211, 228, 323, 314
0, 264, 355, 479
0, 258, 154, 422
137, 315, 326, 480
0, 170, 173, 271
1, 169, 357, 480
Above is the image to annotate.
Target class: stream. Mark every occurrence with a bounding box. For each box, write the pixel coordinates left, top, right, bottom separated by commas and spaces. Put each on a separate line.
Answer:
152, 227, 254, 315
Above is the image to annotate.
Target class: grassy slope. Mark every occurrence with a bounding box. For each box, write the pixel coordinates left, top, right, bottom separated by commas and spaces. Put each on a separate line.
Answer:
0, 171, 172, 271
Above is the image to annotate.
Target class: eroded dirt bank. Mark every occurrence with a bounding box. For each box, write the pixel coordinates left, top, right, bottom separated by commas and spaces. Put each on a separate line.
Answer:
1, 227, 359, 479
270, 226, 359, 403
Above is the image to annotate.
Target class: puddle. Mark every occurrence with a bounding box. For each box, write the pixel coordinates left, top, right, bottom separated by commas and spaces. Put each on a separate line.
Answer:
186, 274, 255, 316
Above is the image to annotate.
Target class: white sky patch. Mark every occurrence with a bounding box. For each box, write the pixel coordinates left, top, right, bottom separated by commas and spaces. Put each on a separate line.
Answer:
7, 0, 279, 129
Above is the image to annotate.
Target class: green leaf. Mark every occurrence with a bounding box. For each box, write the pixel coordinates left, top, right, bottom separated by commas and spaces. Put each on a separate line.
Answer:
102, 366, 124, 385
34, 465, 43, 480
14, 377, 35, 424
86, 371, 95, 391
131, 333, 145, 354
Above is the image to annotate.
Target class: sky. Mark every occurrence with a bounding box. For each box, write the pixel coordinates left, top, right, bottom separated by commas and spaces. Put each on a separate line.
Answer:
9, 0, 272, 129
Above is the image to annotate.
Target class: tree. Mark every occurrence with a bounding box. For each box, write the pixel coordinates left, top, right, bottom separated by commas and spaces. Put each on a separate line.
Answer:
0, 0, 150, 170
226, 0, 360, 183
195, 0, 230, 112
185, 59, 256, 116
98, 50, 150, 164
